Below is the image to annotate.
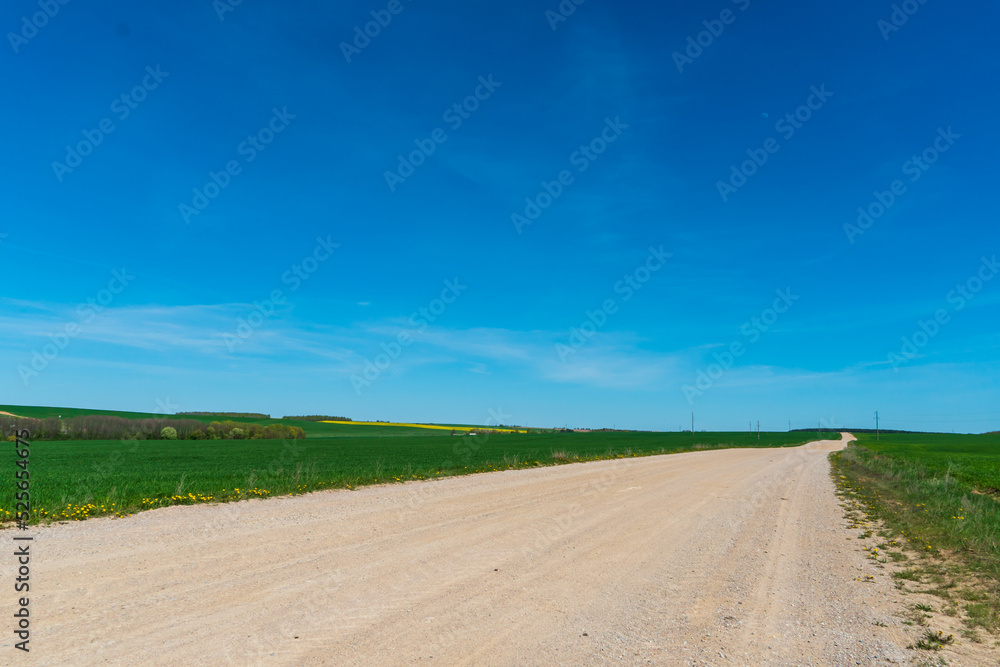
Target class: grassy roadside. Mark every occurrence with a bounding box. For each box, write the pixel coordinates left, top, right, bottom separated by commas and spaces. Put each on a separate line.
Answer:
2, 430, 823, 526
830, 433, 1000, 645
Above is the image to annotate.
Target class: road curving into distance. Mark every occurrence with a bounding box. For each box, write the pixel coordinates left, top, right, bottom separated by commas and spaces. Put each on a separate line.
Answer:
4, 433, 966, 665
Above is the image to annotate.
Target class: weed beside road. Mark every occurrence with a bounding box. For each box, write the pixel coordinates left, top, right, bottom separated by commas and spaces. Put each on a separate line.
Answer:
831, 433, 1000, 644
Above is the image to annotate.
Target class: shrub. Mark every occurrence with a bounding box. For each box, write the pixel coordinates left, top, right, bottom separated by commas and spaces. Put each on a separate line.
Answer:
160, 427, 178, 440
1, 417, 42, 439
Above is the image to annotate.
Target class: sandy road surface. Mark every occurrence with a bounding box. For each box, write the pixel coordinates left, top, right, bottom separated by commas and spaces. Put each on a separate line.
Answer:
0, 434, 945, 665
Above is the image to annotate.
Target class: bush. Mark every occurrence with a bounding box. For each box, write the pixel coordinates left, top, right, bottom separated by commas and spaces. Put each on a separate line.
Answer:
205, 420, 305, 440
161, 427, 178, 440
1, 417, 42, 440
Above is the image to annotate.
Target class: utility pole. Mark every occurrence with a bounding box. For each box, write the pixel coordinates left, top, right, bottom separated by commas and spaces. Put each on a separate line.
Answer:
692, 412, 694, 433
757, 420, 760, 440
788, 419, 791, 432
876, 411, 879, 441
749, 420, 752, 433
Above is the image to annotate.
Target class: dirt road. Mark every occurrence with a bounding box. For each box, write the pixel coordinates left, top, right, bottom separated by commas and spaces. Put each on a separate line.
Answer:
3, 434, 937, 665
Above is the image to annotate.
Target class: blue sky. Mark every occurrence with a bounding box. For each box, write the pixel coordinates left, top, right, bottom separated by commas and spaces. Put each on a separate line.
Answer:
2, 0, 998, 432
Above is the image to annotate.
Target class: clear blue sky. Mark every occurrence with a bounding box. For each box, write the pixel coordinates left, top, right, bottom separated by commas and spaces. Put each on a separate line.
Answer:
2, 0, 998, 432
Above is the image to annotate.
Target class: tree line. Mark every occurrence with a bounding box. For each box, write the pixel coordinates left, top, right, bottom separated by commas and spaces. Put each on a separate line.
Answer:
176, 411, 271, 419
281, 415, 352, 422
1, 415, 305, 441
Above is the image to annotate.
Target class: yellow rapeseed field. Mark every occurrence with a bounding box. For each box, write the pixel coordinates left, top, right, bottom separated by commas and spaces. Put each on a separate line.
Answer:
319, 420, 526, 433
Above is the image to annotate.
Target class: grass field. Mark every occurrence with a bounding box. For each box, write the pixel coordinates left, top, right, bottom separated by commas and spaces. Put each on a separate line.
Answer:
831, 432, 1000, 634
2, 428, 823, 524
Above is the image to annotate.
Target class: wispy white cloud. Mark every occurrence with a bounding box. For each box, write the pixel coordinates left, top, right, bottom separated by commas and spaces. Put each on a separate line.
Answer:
0, 299, 685, 390
7, 297, 990, 398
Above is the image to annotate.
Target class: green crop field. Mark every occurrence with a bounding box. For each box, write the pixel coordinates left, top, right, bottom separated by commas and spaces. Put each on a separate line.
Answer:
847, 432, 1000, 493
1, 426, 823, 524
832, 432, 1000, 632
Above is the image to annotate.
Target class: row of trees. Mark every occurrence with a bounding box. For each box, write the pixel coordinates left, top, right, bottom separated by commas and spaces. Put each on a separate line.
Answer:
1, 416, 46, 440
1, 415, 305, 441
282, 415, 351, 422
199, 421, 306, 440
177, 412, 270, 419
2, 415, 207, 441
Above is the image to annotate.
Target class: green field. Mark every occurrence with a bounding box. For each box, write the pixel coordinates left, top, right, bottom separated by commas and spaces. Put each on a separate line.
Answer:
832, 432, 1000, 561
2, 404, 172, 422
831, 432, 1000, 632
2, 428, 822, 524
847, 432, 1000, 492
